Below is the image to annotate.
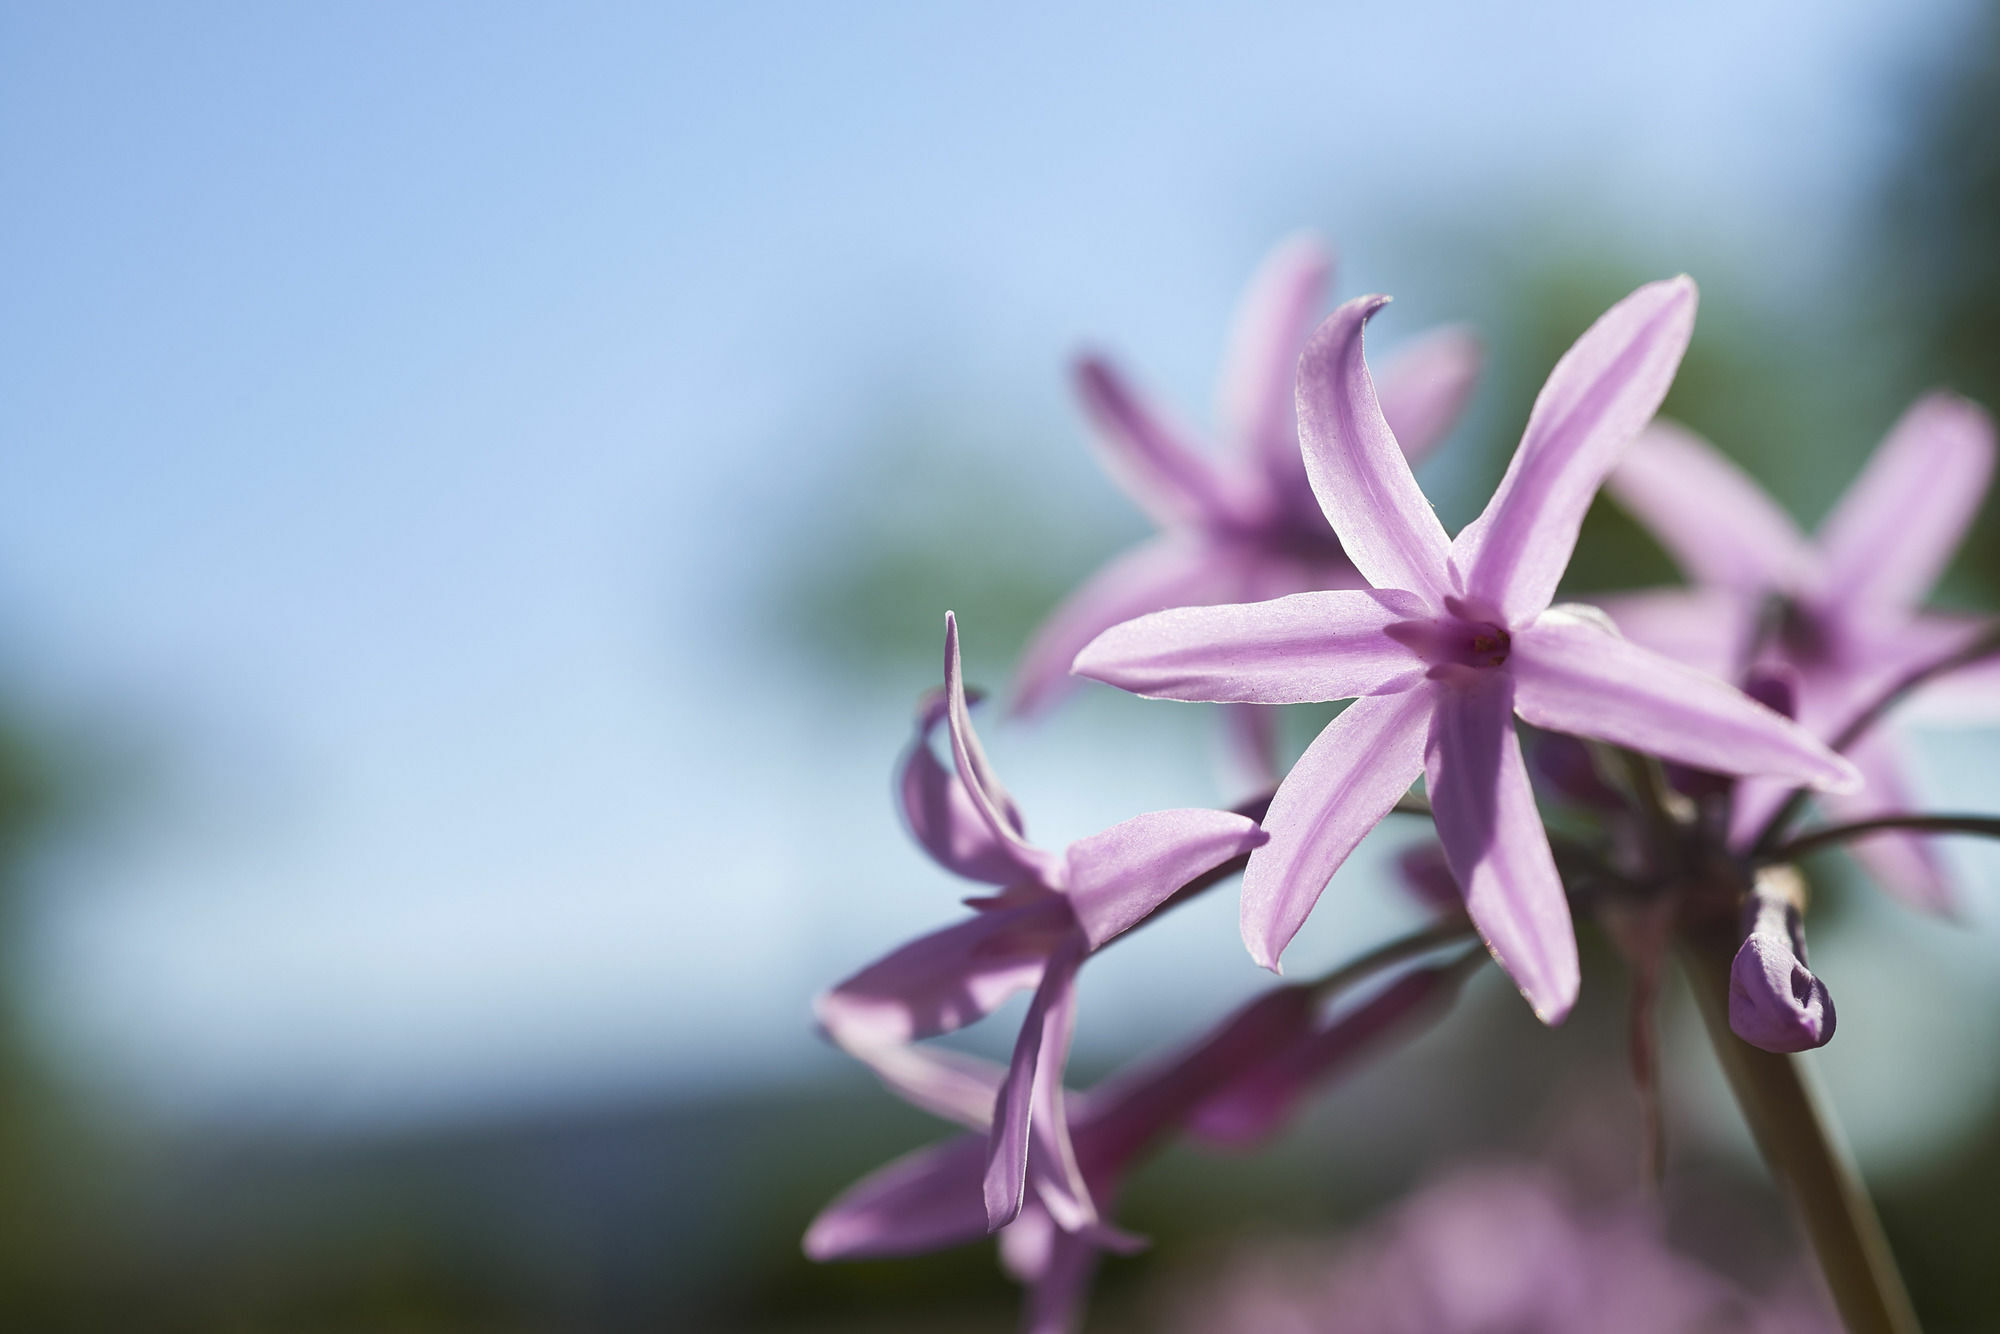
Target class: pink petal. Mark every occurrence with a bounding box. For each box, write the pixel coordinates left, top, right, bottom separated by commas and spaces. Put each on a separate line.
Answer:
1295, 296, 1454, 605
1071, 588, 1433, 703
1074, 356, 1242, 530
1895, 611, 2000, 721
803, 1132, 992, 1261
1217, 233, 1334, 486
1375, 323, 1483, 465
1815, 392, 1996, 614
997, 1200, 1058, 1280
815, 901, 1065, 1049
985, 937, 1086, 1231
1607, 419, 1815, 591
1075, 986, 1320, 1178
1592, 586, 1757, 681
841, 1043, 1008, 1131
1509, 608, 1858, 791
1019, 1228, 1105, 1334
1064, 808, 1267, 950
1241, 688, 1434, 971
1011, 536, 1233, 720
1427, 675, 1579, 1023
1819, 730, 1957, 916
945, 613, 1057, 879
1188, 961, 1469, 1146
901, 702, 1052, 884
1454, 277, 1698, 624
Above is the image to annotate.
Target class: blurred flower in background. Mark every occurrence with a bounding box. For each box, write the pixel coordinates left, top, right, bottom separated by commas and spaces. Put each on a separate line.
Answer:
1157, 1161, 1836, 1334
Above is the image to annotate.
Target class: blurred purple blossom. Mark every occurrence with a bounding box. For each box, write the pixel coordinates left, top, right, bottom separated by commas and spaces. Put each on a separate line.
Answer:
1011, 235, 1481, 783
1602, 395, 1999, 911
1075, 278, 1857, 1023
815, 612, 1265, 1232
1163, 1163, 1836, 1334
808, 959, 1471, 1334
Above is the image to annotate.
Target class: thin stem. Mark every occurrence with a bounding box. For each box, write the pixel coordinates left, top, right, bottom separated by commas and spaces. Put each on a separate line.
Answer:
1681, 923, 1920, 1334
1766, 813, 2000, 865
1303, 920, 1476, 1001
1750, 625, 2000, 855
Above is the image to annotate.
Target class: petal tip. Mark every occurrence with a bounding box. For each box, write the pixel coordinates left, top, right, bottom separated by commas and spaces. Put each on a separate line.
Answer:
982, 1177, 1025, 1234
1816, 754, 1864, 795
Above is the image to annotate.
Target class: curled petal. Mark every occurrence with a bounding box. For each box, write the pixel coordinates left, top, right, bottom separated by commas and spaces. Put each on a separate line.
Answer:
1075, 356, 1242, 530
1188, 961, 1471, 1146
1375, 323, 1483, 465
1064, 808, 1266, 950
1454, 277, 1698, 624
1607, 420, 1814, 591
816, 901, 1066, 1049
803, 1133, 992, 1261
1427, 675, 1579, 1024
1218, 233, 1334, 486
1073, 588, 1432, 704
1510, 607, 1858, 791
1012, 537, 1234, 719
1295, 296, 1455, 605
1815, 392, 1996, 614
945, 614, 1058, 879
1729, 868, 1836, 1053
1241, 688, 1434, 971
985, 937, 1086, 1231
901, 704, 1049, 884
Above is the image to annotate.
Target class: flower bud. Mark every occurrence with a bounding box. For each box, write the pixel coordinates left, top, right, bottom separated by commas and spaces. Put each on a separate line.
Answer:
1728, 866, 1835, 1053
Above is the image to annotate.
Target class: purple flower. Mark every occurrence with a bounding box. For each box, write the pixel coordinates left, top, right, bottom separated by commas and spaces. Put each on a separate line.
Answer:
1012, 236, 1481, 781
1163, 1163, 1836, 1334
807, 963, 1469, 1334
1074, 279, 1859, 1023
815, 612, 1266, 1233
1728, 867, 1836, 1053
1602, 397, 1999, 912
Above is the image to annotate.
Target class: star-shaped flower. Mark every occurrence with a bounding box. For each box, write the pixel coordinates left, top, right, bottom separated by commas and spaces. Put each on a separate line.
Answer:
815, 613, 1266, 1233
1601, 396, 1998, 912
1013, 235, 1481, 780
1074, 278, 1859, 1022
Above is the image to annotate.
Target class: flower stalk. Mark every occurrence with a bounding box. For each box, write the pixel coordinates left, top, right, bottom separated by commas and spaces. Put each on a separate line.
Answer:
1681, 916, 1919, 1334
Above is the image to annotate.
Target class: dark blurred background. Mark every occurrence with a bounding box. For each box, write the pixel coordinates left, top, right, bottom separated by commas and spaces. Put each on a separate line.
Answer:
4, 2, 2000, 1330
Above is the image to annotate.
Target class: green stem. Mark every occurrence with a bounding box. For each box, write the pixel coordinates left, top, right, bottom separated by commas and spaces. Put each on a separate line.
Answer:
1764, 813, 2000, 865
1681, 925, 1920, 1334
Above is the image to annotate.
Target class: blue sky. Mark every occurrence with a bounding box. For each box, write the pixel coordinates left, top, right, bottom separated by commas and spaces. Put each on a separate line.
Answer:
2, 1, 1996, 1145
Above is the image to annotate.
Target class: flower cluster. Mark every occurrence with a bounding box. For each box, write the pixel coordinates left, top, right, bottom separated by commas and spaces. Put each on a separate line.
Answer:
804, 238, 1998, 1334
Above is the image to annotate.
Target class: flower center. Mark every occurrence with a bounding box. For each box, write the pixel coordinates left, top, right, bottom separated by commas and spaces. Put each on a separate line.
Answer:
1388, 612, 1512, 673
